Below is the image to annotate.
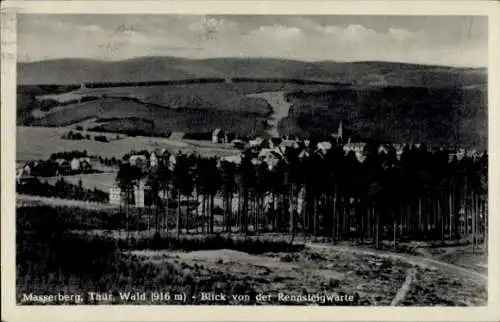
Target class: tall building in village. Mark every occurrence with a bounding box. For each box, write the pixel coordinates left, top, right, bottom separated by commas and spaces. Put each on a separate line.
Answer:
331, 121, 344, 144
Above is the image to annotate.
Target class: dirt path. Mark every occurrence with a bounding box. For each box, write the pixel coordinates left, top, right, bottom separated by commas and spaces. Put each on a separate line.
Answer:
247, 92, 291, 138
305, 243, 487, 284
390, 268, 416, 306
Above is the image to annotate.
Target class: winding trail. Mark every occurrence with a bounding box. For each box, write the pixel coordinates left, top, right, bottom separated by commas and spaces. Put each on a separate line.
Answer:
305, 243, 487, 284
390, 268, 417, 306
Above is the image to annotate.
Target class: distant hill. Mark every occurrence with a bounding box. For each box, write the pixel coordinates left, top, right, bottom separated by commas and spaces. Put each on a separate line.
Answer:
18, 57, 486, 88
16, 56, 488, 149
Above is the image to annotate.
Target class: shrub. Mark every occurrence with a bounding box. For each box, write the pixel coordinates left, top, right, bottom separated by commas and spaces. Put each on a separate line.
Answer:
94, 135, 108, 142
120, 234, 305, 254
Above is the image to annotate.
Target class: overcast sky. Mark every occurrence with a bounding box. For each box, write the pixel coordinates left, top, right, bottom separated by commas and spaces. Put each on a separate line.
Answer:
17, 14, 488, 67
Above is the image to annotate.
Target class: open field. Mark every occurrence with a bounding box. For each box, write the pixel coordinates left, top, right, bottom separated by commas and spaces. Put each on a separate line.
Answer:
19, 82, 342, 138
44, 172, 117, 192
17, 126, 240, 161
16, 195, 116, 210
40, 83, 274, 115
15, 204, 487, 306
25, 97, 269, 137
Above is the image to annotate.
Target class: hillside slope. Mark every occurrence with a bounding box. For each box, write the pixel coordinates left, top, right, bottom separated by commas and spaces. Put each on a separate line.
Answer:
16, 57, 488, 149
18, 57, 486, 88
282, 86, 487, 149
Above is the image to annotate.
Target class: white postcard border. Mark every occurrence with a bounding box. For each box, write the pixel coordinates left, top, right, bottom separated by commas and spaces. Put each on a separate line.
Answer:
1, 1, 499, 321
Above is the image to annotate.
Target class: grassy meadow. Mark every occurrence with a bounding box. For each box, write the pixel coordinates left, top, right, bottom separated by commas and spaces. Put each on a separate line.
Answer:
17, 126, 240, 162
16, 205, 487, 306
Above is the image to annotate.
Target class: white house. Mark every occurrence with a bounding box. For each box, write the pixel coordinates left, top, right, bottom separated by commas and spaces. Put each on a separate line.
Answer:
110, 180, 151, 208
343, 142, 366, 153
250, 157, 261, 166
70, 158, 81, 171
280, 139, 296, 149
55, 158, 71, 174
134, 181, 147, 208
221, 155, 242, 165
109, 186, 123, 205
70, 157, 92, 172
378, 144, 390, 155
392, 143, 406, 160
150, 152, 159, 168
343, 142, 367, 163
317, 141, 332, 154
16, 165, 34, 184
249, 137, 264, 147
18, 163, 32, 176
212, 129, 227, 143
168, 154, 177, 171
129, 155, 148, 170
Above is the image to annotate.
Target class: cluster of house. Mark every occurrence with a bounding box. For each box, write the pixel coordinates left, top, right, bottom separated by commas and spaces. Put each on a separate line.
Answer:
109, 122, 484, 207
58, 157, 92, 173
16, 163, 35, 184
219, 122, 354, 169
16, 157, 93, 184
109, 149, 176, 207
215, 122, 485, 169
125, 148, 177, 172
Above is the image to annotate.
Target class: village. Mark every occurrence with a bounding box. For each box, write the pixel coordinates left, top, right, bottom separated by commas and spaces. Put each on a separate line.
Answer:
16, 121, 484, 244
17, 121, 484, 210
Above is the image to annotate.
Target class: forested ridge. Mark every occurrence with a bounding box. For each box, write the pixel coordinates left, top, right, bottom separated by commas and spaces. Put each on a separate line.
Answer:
282, 86, 487, 149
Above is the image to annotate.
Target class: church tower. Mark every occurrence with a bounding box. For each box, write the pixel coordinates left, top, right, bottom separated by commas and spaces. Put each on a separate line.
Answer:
330, 120, 345, 145
336, 120, 343, 144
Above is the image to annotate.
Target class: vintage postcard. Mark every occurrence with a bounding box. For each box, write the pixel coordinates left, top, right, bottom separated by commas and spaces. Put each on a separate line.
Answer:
1, 0, 499, 321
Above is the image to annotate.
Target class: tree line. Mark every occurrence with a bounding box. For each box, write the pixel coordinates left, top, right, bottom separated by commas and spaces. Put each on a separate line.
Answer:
17, 177, 109, 203
116, 141, 487, 250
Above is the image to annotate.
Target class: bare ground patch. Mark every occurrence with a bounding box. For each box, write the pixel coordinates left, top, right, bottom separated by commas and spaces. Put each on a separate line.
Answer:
129, 247, 411, 305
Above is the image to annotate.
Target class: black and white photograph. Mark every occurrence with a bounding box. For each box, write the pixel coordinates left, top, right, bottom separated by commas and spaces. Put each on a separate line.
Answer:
1, 1, 499, 320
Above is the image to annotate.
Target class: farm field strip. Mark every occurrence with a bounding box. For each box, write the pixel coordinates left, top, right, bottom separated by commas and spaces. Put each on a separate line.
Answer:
44, 172, 117, 192
16, 194, 116, 209
17, 126, 240, 161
